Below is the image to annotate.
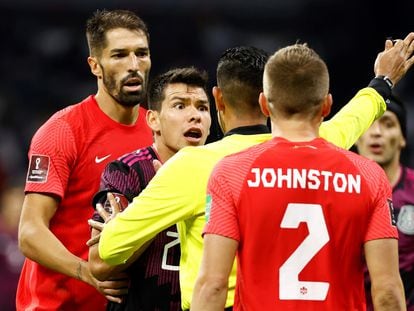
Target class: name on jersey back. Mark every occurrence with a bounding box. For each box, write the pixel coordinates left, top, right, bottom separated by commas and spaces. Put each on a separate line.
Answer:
247, 168, 361, 194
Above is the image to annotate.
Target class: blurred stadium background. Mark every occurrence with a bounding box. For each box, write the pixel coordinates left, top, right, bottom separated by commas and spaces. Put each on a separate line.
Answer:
0, 1, 413, 309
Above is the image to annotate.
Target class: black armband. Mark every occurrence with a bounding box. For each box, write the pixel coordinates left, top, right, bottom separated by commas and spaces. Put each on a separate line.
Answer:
375, 75, 393, 88
368, 76, 393, 100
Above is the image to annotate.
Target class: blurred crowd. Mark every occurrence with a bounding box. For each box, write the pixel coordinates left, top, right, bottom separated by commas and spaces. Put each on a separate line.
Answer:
0, 1, 414, 309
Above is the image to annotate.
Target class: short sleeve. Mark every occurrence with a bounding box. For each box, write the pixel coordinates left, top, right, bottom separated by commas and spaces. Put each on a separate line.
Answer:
25, 117, 77, 199
203, 162, 240, 241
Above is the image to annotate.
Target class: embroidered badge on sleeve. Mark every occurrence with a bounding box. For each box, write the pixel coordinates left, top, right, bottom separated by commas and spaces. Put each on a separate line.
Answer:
27, 155, 50, 183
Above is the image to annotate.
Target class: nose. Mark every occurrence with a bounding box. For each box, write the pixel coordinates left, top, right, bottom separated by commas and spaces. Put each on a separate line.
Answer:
368, 121, 382, 137
188, 105, 202, 123
129, 53, 139, 71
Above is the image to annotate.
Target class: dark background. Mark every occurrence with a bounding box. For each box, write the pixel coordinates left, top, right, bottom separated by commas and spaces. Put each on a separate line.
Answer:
0, 0, 413, 185
0, 1, 413, 309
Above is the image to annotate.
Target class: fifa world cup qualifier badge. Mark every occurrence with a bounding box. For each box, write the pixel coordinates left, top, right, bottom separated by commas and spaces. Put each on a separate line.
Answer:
397, 205, 414, 235
27, 155, 50, 183
387, 199, 397, 226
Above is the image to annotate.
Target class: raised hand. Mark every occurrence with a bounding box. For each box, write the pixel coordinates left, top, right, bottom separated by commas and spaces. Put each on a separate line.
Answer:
374, 32, 414, 85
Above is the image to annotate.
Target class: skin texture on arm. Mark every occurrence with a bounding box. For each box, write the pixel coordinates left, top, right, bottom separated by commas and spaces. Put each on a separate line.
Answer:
89, 227, 151, 281
364, 238, 406, 311
89, 227, 129, 281
18, 193, 128, 302
191, 234, 238, 311
19, 193, 85, 280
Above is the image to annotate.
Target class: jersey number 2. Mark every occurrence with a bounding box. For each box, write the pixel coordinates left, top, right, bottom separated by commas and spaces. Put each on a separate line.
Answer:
279, 203, 330, 300
162, 231, 180, 271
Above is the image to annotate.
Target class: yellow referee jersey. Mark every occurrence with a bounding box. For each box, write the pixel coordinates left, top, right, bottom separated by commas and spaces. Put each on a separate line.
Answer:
99, 87, 385, 309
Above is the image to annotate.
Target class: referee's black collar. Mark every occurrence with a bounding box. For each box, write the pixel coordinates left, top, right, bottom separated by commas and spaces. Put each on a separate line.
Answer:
224, 124, 270, 137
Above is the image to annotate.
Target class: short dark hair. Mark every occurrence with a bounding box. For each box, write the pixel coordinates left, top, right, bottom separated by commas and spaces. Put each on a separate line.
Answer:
264, 43, 329, 117
86, 9, 149, 57
216, 46, 269, 115
148, 67, 209, 111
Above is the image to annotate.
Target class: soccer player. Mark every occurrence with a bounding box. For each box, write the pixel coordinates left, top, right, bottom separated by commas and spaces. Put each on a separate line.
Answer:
17, 9, 153, 310
88, 67, 211, 311
99, 33, 414, 310
356, 95, 414, 310
192, 43, 406, 311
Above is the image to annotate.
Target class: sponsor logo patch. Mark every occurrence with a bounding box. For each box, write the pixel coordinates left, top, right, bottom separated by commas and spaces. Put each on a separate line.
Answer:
397, 204, 414, 235
388, 199, 397, 226
27, 155, 50, 183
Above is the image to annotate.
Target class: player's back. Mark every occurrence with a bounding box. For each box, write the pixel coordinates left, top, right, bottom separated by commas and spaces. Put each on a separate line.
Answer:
218, 137, 396, 310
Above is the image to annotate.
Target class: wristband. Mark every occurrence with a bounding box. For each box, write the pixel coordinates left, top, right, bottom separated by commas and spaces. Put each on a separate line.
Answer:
368, 76, 392, 100
375, 75, 393, 89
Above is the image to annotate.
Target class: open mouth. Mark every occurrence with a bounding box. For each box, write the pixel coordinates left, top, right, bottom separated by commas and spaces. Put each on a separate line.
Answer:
368, 143, 383, 153
123, 77, 142, 92
184, 128, 202, 139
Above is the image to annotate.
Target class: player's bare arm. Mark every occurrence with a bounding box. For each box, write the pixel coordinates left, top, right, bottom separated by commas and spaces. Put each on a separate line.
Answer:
364, 238, 406, 311
191, 234, 238, 311
18, 193, 129, 303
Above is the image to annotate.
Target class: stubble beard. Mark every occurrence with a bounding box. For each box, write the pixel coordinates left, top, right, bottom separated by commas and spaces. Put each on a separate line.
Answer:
102, 69, 148, 107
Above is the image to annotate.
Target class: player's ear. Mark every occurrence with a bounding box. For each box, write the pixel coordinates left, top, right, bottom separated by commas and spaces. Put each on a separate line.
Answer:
146, 109, 160, 133
400, 135, 407, 149
321, 94, 333, 118
88, 56, 102, 79
259, 92, 270, 117
212, 86, 225, 113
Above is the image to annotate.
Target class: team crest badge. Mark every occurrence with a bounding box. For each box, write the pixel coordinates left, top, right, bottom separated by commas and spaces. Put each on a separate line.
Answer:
397, 204, 414, 235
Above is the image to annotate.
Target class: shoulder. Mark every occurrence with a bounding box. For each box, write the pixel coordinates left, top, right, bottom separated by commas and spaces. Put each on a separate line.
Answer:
328, 143, 387, 183
117, 146, 157, 163
403, 166, 414, 180
107, 146, 156, 172
36, 98, 90, 134
397, 166, 414, 190
32, 95, 98, 140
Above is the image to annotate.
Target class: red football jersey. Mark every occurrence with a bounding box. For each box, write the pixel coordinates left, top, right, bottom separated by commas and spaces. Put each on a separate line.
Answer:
17, 96, 153, 310
204, 137, 397, 311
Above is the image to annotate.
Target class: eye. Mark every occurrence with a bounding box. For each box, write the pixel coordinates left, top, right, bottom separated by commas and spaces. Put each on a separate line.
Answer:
173, 102, 185, 109
112, 53, 127, 59
135, 49, 149, 58
381, 119, 396, 128
198, 104, 209, 112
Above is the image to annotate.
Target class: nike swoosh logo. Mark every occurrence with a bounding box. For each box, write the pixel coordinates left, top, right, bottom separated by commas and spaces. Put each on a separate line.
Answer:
95, 154, 111, 164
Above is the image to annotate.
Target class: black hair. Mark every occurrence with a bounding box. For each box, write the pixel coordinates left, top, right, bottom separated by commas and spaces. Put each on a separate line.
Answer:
147, 67, 208, 111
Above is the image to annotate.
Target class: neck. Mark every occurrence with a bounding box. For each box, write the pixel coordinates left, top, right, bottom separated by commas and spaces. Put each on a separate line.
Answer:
95, 89, 139, 125
222, 113, 268, 134
270, 117, 319, 142
381, 158, 402, 188
152, 137, 175, 163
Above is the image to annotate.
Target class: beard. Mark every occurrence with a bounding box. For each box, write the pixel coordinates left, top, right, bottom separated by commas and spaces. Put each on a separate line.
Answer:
102, 67, 148, 107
